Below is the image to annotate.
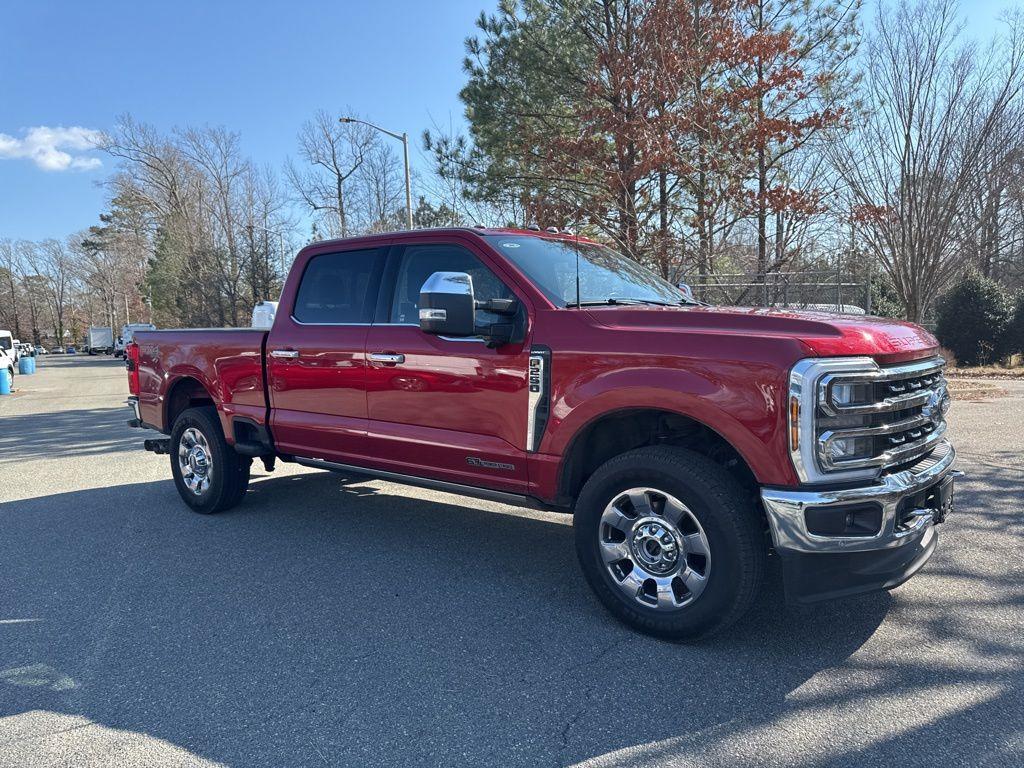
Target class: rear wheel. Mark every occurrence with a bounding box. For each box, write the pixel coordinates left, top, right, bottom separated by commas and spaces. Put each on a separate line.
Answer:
574, 446, 764, 640
169, 406, 251, 513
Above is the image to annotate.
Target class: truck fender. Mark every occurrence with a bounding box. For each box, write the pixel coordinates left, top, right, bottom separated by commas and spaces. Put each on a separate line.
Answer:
163, 369, 219, 433
544, 365, 795, 487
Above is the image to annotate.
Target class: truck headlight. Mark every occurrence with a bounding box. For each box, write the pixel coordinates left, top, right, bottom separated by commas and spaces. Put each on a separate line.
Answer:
830, 381, 871, 407
825, 435, 873, 461
788, 356, 949, 485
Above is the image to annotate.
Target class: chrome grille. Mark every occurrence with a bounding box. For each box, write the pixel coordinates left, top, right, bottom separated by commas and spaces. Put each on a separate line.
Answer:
816, 357, 949, 473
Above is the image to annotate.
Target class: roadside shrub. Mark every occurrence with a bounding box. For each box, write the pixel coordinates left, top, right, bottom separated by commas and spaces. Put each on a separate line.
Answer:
869, 274, 904, 319
1006, 291, 1024, 359
934, 271, 1011, 366
936, 346, 959, 369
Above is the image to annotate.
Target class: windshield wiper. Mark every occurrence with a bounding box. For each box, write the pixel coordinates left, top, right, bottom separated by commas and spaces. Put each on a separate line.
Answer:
574, 298, 683, 307
575, 298, 645, 307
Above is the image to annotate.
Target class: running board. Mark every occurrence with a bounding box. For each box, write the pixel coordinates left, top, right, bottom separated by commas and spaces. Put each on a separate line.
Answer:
292, 457, 561, 511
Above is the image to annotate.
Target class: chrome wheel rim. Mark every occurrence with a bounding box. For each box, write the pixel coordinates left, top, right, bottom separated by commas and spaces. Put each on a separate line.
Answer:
178, 427, 213, 496
599, 487, 711, 611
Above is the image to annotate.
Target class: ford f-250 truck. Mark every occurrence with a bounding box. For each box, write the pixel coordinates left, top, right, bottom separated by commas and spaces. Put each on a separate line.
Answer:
126, 227, 957, 638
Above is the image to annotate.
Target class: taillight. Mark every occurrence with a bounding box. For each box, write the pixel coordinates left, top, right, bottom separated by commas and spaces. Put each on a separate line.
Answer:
127, 342, 141, 395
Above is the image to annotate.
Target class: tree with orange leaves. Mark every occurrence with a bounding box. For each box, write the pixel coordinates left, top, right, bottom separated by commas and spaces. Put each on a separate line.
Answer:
452, 0, 859, 283
732, 0, 858, 300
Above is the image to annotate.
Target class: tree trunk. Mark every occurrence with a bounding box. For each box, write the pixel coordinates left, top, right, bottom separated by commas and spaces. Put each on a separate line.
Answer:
755, 0, 769, 306
337, 175, 347, 238
658, 169, 669, 279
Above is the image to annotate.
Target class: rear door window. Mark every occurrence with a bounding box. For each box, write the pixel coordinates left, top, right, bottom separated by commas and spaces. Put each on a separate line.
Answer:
293, 249, 385, 324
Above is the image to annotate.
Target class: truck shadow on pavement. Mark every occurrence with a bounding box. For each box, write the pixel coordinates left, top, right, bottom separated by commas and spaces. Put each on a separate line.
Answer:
0, 460, 1020, 767
0, 407, 141, 463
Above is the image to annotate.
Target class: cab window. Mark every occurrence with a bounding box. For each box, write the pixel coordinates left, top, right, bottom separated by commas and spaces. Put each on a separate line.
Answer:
293, 249, 385, 324
389, 243, 512, 326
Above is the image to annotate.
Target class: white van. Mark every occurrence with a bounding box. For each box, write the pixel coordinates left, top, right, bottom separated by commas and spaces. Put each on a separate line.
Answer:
0, 331, 14, 384
115, 323, 152, 357
0, 330, 15, 360
115, 323, 157, 357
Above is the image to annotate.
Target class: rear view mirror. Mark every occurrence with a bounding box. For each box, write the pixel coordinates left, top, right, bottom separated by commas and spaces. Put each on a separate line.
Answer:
419, 272, 476, 337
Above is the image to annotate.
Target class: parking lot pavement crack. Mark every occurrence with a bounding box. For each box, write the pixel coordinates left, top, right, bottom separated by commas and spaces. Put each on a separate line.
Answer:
556, 640, 624, 760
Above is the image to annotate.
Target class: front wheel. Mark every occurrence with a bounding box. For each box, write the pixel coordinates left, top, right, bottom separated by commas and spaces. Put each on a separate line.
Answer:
574, 446, 765, 640
169, 406, 251, 513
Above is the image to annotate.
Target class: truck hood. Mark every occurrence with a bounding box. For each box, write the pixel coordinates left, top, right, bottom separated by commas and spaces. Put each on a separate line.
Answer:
585, 305, 938, 361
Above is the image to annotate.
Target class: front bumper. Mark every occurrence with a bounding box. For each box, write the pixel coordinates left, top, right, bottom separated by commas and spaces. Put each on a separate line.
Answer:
761, 440, 958, 603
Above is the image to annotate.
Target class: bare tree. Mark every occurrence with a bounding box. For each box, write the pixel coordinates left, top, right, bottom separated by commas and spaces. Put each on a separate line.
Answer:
833, 0, 1024, 321
356, 143, 405, 233
180, 126, 250, 325
0, 240, 22, 338
26, 238, 78, 343
285, 109, 375, 238
241, 165, 294, 304
98, 116, 296, 327
958, 103, 1024, 281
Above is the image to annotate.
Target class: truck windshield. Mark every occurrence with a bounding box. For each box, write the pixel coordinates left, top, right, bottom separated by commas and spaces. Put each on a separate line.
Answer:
483, 235, 690, 307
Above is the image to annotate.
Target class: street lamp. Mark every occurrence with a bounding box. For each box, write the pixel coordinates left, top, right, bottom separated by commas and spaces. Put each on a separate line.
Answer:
339, 115, 414, 230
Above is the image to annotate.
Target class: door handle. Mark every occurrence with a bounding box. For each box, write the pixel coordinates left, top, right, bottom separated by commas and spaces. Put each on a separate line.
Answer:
270, 349, 300, 359
368, 352, 405, 365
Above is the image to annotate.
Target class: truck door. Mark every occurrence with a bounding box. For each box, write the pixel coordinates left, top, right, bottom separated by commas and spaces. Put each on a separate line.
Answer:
362, 238, 532, 494
266, 246, 387, 463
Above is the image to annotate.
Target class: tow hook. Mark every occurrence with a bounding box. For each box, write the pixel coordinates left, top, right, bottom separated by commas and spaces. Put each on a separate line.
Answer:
144, 438, 171, 455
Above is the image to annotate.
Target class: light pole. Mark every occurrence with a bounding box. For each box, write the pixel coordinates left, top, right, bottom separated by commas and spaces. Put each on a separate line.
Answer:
339, 115, 413, 230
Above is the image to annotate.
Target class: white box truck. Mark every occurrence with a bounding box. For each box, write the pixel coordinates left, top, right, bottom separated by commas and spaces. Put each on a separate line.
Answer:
86, 326, 114, 355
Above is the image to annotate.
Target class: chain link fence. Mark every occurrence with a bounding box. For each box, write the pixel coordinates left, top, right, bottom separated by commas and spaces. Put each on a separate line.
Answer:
685, 270, 872, 313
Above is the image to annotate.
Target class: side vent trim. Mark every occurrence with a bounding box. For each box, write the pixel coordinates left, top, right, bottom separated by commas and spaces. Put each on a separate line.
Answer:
526, 346, 552, 452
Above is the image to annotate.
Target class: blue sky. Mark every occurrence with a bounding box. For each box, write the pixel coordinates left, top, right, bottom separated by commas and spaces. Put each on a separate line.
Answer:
0, 0, 486, 241
0, 0, 1013, 242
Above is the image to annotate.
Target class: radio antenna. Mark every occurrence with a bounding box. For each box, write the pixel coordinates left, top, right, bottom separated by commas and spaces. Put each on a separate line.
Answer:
574, 210, 582, 309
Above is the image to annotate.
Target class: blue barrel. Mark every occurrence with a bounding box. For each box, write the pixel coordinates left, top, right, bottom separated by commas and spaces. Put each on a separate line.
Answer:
0, 368, 10, 395
19, 357, 31, 375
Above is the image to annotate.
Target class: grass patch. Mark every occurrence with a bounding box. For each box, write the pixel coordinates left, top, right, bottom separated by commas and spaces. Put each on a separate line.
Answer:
947, 366, 1024, 379
948, 379, 1009, 401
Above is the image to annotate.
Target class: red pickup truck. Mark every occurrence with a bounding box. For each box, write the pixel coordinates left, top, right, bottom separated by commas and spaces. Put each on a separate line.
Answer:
126, 227, 957, 638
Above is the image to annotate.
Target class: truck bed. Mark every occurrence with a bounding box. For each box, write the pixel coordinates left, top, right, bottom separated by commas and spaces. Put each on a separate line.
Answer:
133, 328, 269, 435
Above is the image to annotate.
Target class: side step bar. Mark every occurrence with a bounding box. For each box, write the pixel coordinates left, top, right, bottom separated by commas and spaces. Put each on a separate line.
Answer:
293, 457, 563, 512
143, 436, 274, 470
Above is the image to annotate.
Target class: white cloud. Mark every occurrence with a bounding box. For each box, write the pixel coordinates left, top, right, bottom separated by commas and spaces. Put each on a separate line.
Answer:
0, 126, 103, 172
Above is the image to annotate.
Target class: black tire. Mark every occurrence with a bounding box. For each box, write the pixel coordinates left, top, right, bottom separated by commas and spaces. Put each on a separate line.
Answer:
574, 446, 765, 640
169, 406, 251, 513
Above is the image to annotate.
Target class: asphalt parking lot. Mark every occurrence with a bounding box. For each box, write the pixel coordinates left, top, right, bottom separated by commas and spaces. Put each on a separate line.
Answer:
1, 355, 1021, 767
